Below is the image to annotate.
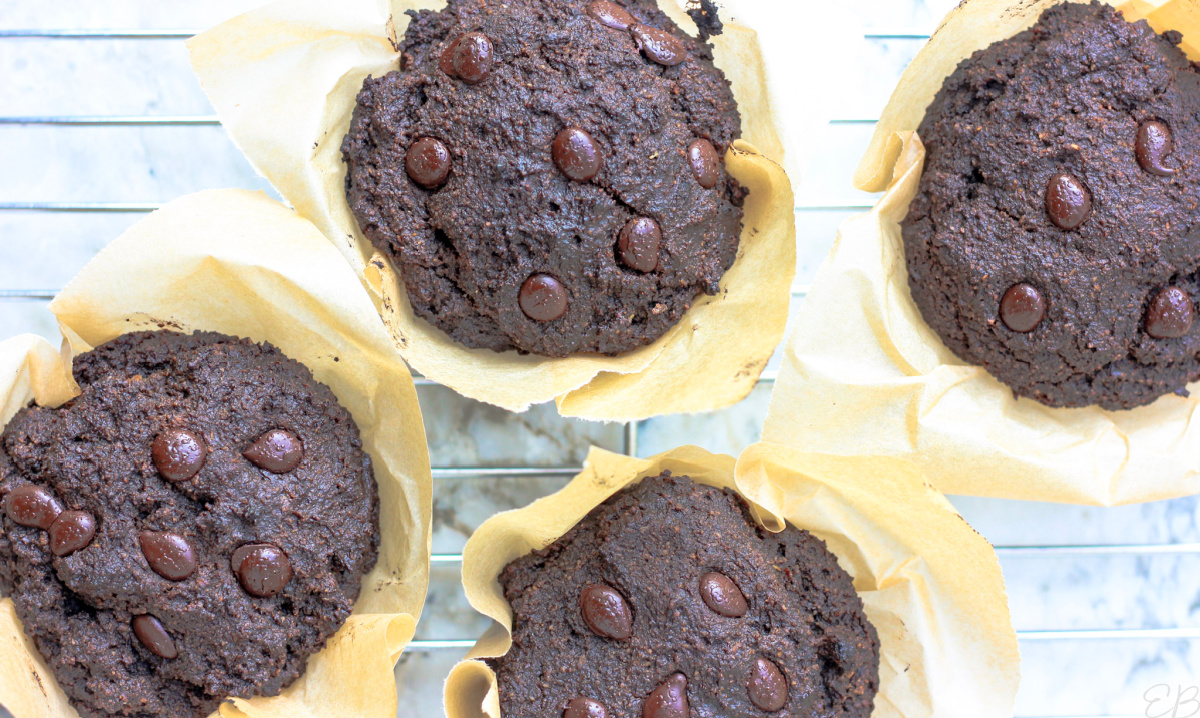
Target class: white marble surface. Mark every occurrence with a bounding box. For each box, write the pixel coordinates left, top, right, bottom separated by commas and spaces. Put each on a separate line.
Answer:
2, 1, 1199, 717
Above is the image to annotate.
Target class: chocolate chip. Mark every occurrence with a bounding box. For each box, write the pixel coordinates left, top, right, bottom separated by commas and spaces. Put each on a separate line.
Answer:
243, 429, 304, 474
439, 32, 494, 84
231, 543, 292, 598
151, 429, 206, 482
1044, 172, 1091, 230
580, 584, 632, 639
618, 218, 661, 272
131, 615, 177, 659
406, 137, 452, 189
586, 0, 635, 30
1146, 286, 1194, 339
630, 24, 686, 67
699, 572, 747, 617
553, 128, 602, 182
49, 511, 96, 557
139, 531, 197, 581
643, 673, 688, 718
4, 484, 63, 530
1136, 120, 1178, 177
519, 274, 568, 321
564, 697, 608, 718
1000, 283, 1045, 333
747, 657, 787, 712
687, 139, 720, 188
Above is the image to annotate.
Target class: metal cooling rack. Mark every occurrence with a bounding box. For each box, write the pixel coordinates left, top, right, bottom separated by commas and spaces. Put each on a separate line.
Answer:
0, 13, 1195, 718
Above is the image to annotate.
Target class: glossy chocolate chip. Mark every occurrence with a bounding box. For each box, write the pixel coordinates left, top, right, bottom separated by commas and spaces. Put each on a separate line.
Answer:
49, 511, 95, 557
630, 24, 686, 67
406, 137, 452, 189
519, 274, 568, 322
1146, 286, 1194, 339
1044, 172, 1091, 230
564, 697, 608, 718
580, 583, 633, 639
139, 531, 197, 581
586, 0, 635, 30
1000, 283, 1046, 333
439, 32, 494, 84
553, 128, 602, 182
643, 673, 688, 718
747, 657, 788, 712
618, 217, 661, 272
1136, 120, 1178, 177
4, 484, 63, 530
132, 615, 177, 659
699, 572, 747, 617
152, 429, 206, 482
687, 139, 720, 189
231, 543, 292, 598
243, 429, 304, 474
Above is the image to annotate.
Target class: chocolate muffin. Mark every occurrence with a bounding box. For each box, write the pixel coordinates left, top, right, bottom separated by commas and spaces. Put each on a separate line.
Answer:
491, 474, 880, 718
342, 0, 746, 357
902, 1, 1200, 409
0, 331, 380, 718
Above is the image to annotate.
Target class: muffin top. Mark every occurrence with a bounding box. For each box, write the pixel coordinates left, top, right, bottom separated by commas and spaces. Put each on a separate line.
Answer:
902, 1, 1200, 409
342, 0, 745, 357
0, 331, 379, 718
491, 473, 880, 718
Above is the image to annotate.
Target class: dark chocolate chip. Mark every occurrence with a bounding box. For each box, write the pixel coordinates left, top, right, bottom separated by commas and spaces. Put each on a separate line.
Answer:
439, 32, 494, 84
586, 0, 636, 30
747, 657, 787, 712
1146, 286, 1194, 339
1000, 283, 1045, 333
580, 583, 633, 639
406, 137, 452, 189
139, 531, 197, 581
151, 429, 206, 482
552, 128, 602, 182
618, 218, 661, 272
519, 274, 568, 322
1136, 120, 1178, 177
49, 511, 96, 557
4, 484, 63, 530
1044, 172, 1091, 230
630, 24, 687, 67
699, 571, 747, 617
131, 615, 177, 659
232, 543, 292, 598
643, 673, 688, 718
564, 697, 608, 718
243, 429, 304, 474
687, 139, 720, 189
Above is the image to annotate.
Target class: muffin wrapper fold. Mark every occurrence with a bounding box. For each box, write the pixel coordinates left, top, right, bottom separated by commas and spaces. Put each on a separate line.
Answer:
0, 189, 432, 718
186, 0, 795, 419
762, 0, 1200, 505
444, 444, 1020, 718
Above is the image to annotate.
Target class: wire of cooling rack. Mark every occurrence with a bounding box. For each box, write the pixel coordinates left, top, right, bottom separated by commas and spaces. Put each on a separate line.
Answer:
0, 116, 219, 125
0, 24, 1188, 718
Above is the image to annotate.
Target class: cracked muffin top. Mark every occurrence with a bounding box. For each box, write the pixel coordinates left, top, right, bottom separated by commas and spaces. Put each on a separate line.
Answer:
0, 330, 379, 718
341, 0, 745, 357
490, 473, 880, 718
902, 1, 1200, 409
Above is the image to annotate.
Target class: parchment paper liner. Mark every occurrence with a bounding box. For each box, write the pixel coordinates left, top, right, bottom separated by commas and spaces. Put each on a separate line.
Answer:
762, 0, 1200, 505
0, 189, 432, 718
443, 444, 1020, 718
186, 0, 795, 419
